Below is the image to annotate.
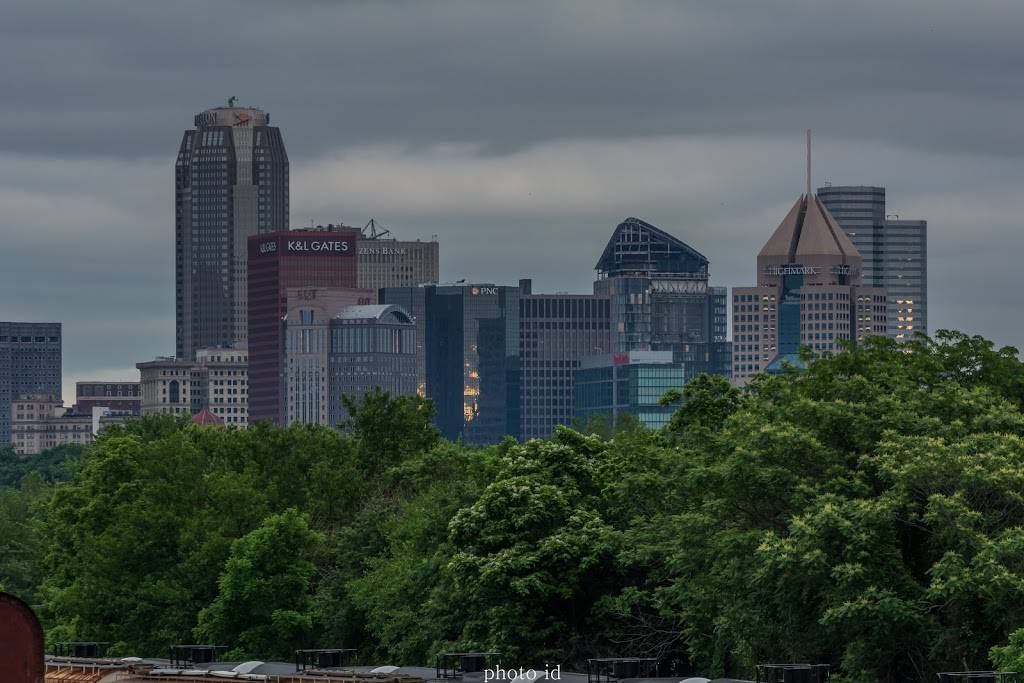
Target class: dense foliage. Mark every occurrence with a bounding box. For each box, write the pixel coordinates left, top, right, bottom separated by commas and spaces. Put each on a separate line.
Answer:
4, 333, 1024, 682
0, 442, 83, 487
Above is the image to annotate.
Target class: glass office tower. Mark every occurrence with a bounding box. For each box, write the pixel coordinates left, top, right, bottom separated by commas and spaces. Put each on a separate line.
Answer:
818, 186, 927, 340
176, 102, 289, 360
382, 283, 520, 444
593, 217, 731, 378
574, 351, 684, 431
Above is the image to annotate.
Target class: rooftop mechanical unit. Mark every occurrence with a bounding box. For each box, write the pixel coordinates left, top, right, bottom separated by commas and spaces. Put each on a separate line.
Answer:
755, 664, 830, 683
296, 648, 357, 671
51, 642, 109, 658
586, 657, 659, 683
169, 644, 228, 667
436, 651, 500, 679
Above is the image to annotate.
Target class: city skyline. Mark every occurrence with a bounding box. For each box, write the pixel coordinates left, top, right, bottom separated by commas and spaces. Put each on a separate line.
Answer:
2, 1, 1023, 399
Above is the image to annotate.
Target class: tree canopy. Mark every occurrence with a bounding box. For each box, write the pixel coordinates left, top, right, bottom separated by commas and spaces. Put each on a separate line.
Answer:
3, 333, 1024, 682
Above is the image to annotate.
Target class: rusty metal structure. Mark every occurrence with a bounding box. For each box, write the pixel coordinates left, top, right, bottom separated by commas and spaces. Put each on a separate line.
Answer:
0, 591, 45, 683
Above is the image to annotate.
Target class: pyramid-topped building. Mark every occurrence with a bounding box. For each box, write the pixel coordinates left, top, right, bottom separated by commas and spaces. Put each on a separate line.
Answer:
732, 191, 887, 384
757, 194, 864, 286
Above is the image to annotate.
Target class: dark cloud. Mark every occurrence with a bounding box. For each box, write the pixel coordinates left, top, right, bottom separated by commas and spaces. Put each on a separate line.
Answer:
3, 1, 1023, 158
0, 0, 1021, 396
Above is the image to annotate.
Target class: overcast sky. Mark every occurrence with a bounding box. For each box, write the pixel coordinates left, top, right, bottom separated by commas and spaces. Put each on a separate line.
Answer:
1, 0, 1022, 399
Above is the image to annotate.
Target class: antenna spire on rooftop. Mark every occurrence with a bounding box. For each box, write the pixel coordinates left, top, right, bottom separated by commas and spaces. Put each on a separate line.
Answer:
806, 129, 812, 197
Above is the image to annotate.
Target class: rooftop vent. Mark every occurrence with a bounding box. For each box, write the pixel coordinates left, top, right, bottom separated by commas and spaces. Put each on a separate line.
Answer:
52, 641, 108, 658
755, 664, 830, 683
169, 644, 227, 667
436, 651, 500, 679
586, 657, 658, 683
936, 673, 1021, 683
296, 648, 357, 672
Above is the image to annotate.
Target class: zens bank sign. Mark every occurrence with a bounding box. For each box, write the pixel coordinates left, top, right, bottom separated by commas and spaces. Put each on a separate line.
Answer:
256, 237, 353, 257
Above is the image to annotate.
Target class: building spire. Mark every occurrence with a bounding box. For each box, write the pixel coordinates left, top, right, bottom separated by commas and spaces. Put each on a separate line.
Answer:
806, 129, 812, 197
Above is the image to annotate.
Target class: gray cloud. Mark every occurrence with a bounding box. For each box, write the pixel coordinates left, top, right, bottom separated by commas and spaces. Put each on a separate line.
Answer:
0, 0, 1021, 398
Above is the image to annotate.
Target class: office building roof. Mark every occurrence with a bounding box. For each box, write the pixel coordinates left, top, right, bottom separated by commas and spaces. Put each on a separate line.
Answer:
596, 217, 709, 278
758, 194, 861, 263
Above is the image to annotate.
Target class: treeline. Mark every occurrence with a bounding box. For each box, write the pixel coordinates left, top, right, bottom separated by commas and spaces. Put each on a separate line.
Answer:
4, 331, 1024, 682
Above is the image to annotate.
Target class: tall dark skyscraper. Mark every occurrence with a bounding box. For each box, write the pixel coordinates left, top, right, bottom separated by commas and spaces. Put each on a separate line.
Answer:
1, 322, 62, 445
818, 186, 928, 340
382, 283, 520, 444
176, 101, 289, 360
816, 186, 886, 286
518, 279, 611, 441
880, 218, 927, 339
593, 217, 731, 378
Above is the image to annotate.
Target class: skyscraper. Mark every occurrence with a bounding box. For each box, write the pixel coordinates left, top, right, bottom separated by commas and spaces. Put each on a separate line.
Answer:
381, 283, 520, 444
518, 279, 611, 441
593, 217, 731, 378
247, 229, 371, 425
816, 186, 886, 287
732, 193, 887, 384
881, 219, 927, 340
1, 322, 62, 445
817, 186, 928, 340
176, 101, 289, 361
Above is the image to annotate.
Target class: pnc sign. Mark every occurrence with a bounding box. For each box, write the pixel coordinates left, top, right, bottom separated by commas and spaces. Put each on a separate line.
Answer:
470, 286, 499, 296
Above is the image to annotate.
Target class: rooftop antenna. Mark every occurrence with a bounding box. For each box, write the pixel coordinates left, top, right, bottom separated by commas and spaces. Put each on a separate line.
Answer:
363, 218, 392, 240
806, 129, 812, 196
228, 96, 236, 107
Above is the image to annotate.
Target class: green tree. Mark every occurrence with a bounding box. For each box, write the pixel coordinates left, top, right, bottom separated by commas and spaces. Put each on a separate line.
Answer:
23, 330, 1024, 682
0, 472, 50, 606
195, 509, 323, 659
991, 628, 1024, 675
347, 441, 499, 663
660, 373, 743, 437
41, 416, 343, 654
340, 388, 440, 476
445, 430, 619, 662
0, 443, 84, 487
647, 334, 1024, 681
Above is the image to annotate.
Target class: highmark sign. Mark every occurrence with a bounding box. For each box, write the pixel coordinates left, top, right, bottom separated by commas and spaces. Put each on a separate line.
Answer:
765, 265, 818, 275
764, 264, 858, 276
